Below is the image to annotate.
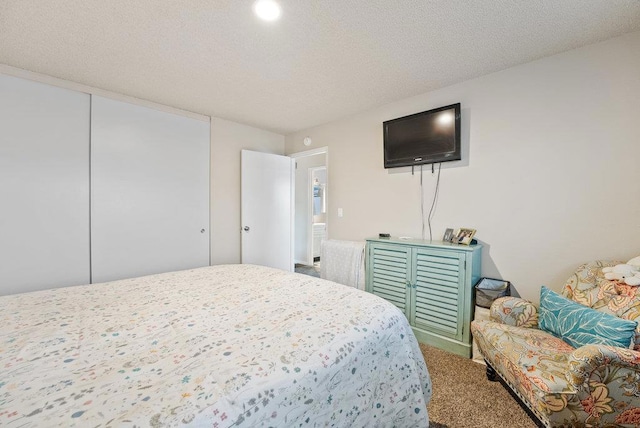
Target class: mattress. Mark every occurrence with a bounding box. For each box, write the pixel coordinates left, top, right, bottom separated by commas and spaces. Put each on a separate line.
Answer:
0, 264, 431, 427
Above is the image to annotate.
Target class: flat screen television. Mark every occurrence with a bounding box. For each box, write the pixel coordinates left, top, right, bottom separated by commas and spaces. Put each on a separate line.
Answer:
383, 103, 461, 168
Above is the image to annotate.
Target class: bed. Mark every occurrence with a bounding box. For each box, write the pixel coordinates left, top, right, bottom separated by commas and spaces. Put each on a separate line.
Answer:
0, 264, 431, 427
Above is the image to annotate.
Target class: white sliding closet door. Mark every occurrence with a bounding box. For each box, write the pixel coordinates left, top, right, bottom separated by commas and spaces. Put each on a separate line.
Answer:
0, 74, 90, 295
91, 96, 210, 283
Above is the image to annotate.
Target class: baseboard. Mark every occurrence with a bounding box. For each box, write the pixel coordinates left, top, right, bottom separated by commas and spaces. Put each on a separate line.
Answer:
412, 328, 471, 358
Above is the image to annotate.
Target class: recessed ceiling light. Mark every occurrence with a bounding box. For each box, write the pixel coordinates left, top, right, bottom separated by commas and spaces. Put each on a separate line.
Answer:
253, 0, 281, 21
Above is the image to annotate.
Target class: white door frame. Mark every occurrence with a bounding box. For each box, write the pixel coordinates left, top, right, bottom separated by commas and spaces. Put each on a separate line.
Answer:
308, 166, 327, 265
290, 147, 329, 267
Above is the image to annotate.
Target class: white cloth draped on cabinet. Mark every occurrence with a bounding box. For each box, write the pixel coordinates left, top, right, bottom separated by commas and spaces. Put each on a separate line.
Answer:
320, 239, 365, 290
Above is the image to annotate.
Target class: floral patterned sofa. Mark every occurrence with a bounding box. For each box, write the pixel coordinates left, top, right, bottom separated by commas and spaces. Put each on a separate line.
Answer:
471, 261, 640, 428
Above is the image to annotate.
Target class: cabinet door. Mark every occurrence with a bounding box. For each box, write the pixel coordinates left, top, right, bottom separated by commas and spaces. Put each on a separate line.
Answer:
91, 96, 210, 283
367, 243, 411, 315
0, 74, 90, 294
412, 248, 465, 340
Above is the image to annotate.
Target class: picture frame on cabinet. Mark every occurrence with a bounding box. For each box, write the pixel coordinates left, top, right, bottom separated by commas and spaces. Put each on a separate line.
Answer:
443, 228, 454, 243
455, 228, 476, 245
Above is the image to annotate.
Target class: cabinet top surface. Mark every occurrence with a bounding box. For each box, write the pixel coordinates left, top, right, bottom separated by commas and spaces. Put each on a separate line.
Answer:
366, 237, 482, 252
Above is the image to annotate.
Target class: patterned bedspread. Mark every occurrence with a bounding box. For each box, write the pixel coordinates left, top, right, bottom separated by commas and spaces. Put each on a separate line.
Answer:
0, 264, 431, 427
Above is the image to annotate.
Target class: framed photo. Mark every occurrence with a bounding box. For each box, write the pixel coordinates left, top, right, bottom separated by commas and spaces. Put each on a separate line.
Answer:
455, 228, 476, 245
442, 228, 454, 243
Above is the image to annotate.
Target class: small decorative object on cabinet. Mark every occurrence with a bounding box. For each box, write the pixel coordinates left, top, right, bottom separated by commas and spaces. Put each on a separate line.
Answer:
442, 228, 454, 243
366, 237, 482, 357
454, 228, 476, 245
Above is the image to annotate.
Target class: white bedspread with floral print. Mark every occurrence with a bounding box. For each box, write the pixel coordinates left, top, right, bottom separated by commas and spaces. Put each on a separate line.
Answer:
0, 264, 431, 427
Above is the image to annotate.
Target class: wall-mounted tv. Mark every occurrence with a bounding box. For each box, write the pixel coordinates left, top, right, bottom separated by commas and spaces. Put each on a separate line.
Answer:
383, 103, 461, 168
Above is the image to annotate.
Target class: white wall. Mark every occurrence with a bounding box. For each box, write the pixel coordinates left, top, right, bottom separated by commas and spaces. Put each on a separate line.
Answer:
285, 31, 640, 302
210, 118, 285, 265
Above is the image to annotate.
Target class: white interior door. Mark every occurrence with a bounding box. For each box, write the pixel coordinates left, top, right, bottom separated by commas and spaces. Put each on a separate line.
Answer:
241, 150, 293, 271
91, 96, 210, 283
0, 74, 90, 295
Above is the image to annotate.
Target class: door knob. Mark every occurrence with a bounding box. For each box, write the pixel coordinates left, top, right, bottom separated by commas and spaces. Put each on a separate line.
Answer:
243, 226, 250, 232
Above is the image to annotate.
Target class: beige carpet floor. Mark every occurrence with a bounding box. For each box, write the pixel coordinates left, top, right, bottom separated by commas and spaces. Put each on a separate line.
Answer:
420, 343, 538, 428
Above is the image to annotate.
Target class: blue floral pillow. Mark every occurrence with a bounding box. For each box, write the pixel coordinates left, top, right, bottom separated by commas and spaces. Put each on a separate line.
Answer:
539, 286, 637, 349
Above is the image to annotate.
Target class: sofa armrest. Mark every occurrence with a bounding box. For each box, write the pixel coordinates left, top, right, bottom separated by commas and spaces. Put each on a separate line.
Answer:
567, 345, 640, 423
489, 296, 538, 328
568, 345, 640, 389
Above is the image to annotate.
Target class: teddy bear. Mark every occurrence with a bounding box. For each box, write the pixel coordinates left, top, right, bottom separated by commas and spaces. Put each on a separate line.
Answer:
603, 256, 640, 286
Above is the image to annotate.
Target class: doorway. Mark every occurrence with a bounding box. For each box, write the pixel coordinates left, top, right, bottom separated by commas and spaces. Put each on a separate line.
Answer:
290, 147, 328, 277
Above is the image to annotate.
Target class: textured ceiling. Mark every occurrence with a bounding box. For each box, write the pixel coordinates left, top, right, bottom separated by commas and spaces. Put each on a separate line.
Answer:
1, 1, 640, 135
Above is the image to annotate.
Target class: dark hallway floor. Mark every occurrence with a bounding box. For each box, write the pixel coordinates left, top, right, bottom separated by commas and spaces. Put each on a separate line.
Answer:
294, 261, 320, 278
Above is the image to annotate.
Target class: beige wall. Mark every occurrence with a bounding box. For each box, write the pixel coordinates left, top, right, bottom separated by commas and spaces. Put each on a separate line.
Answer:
210, 118, 285, 265
285, 31, 640, 302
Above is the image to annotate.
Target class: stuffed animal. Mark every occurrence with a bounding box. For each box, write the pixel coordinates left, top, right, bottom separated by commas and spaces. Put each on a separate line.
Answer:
628, 256, 640, 268
603, 257, 640, 286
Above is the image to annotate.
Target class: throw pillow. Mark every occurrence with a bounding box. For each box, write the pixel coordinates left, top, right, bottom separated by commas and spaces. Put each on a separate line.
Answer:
539, 286, 637, 349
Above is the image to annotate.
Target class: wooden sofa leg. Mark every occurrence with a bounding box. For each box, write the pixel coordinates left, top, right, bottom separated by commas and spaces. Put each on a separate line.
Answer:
485, 361, 498, 382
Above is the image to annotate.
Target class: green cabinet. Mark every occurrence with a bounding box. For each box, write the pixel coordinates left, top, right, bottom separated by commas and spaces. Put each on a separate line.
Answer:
366, 238, 482, 357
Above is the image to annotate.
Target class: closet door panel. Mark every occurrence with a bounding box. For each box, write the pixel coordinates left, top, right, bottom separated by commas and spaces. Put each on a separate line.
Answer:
0, 74, 90, 294
91, 96, 209, 283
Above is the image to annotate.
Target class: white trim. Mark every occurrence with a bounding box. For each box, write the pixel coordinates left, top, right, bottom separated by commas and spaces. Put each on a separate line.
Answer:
308, 166, 327, 265
290, 146, 329, 159
289, 157, 296, 272
307, 167, 315, 265
289, 147, 329, 269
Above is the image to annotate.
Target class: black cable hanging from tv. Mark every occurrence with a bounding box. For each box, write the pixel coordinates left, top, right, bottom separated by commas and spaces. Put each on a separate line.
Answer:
420, 165, 425, 239
427, 163, 442, 241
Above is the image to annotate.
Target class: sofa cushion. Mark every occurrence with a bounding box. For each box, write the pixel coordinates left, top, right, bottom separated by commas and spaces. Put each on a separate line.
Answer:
539, 286, 638, 349
471, 320, 576, 396
563, 260, 640, 351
